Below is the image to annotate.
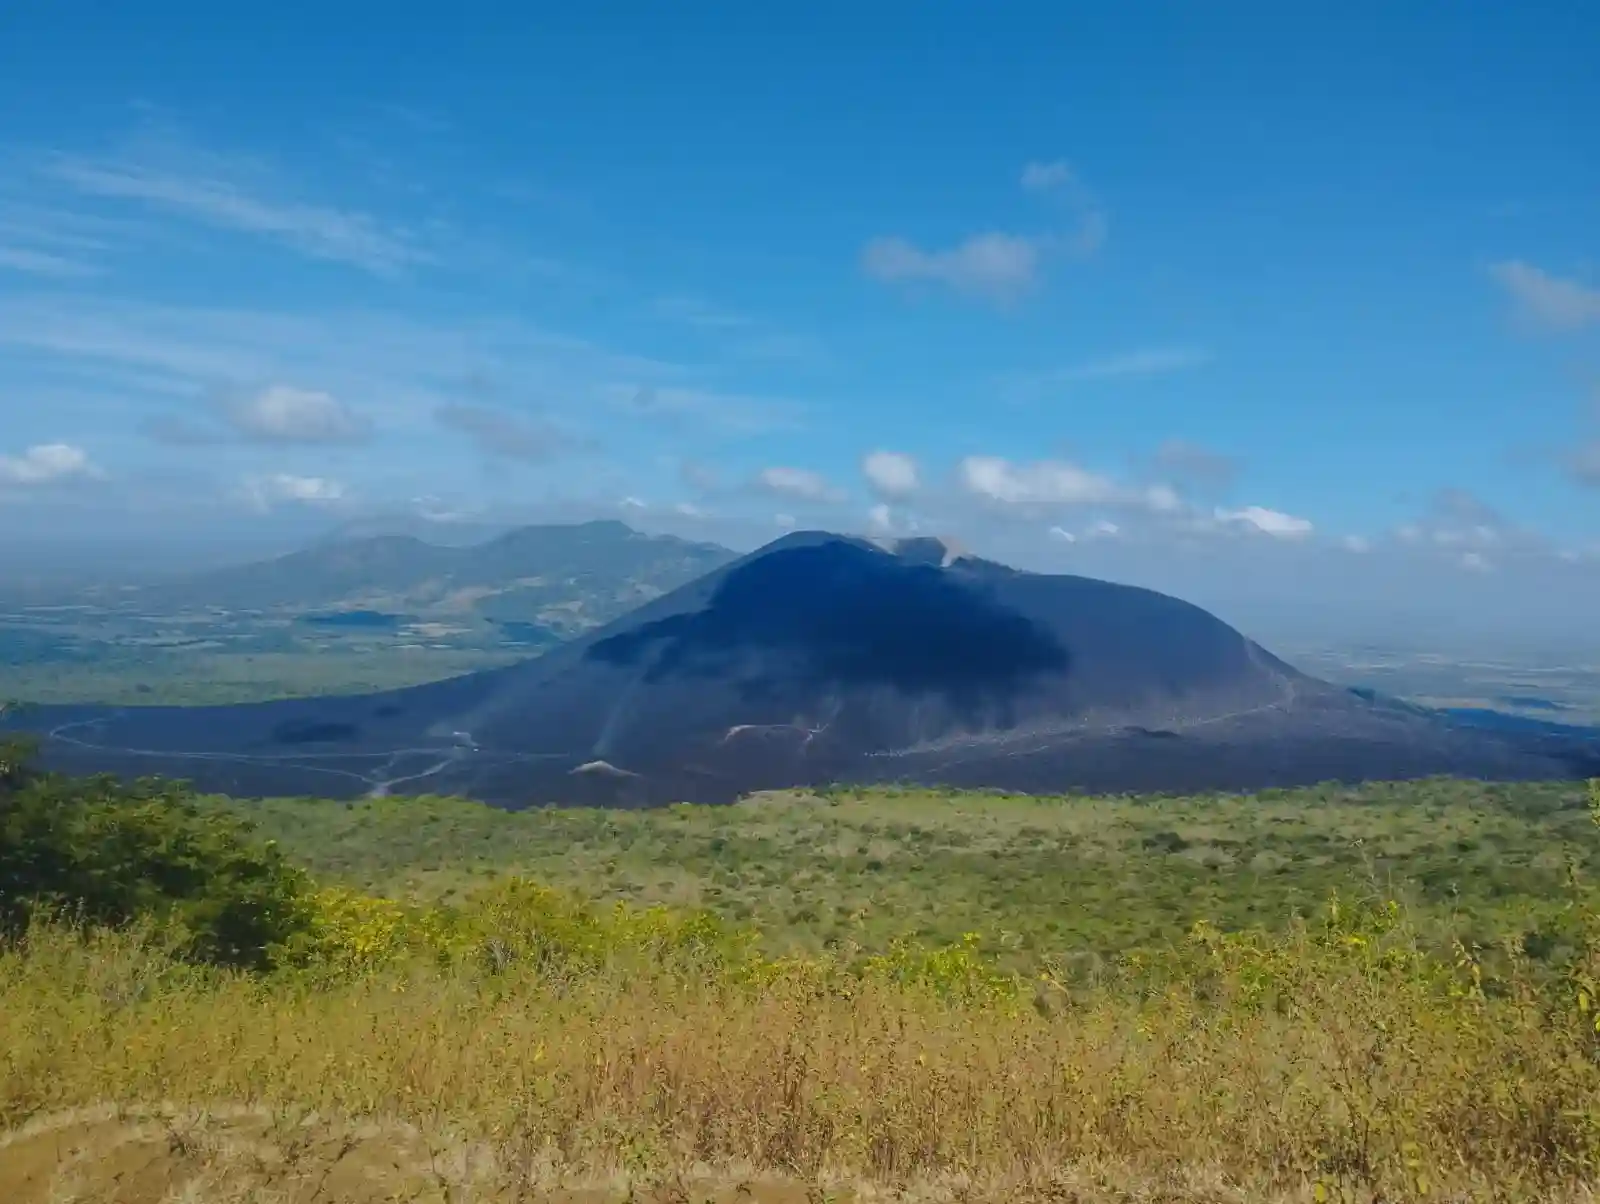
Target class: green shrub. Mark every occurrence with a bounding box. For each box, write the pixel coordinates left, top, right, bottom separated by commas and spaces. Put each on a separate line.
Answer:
0, 760, 311, 969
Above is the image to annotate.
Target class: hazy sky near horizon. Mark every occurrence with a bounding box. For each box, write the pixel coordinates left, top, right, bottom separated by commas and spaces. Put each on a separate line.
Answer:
0, 3, 1596, 640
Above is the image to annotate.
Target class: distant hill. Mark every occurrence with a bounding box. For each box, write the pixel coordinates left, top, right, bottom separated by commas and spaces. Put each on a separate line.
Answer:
11, 531, 1597, 805
99, 521, 739, 638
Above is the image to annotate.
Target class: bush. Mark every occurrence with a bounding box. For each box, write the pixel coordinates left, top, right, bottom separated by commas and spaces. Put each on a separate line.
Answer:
0, 761, 311, 969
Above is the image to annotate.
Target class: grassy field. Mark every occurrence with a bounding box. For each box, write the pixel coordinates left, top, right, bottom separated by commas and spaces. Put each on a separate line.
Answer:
6, 776, 1600, 1202
0, 646, 521, 705
217, 778, 1600, 972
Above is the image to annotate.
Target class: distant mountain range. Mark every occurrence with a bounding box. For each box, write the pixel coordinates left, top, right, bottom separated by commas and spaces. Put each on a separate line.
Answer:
74, 520, 739, 639
9, 531, 1597, 806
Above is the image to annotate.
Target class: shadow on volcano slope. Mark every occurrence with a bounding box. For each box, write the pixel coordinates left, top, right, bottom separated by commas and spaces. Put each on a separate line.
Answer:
7, 533, 1597, 804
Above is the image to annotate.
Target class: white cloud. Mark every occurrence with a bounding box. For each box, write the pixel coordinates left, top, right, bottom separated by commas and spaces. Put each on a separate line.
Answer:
1088, 520, 1120, 539
862, 232, 1041, 303
861, 163, 1104, 303
1339, 535, 1372, 553
773, 512, 798, 529
959, 456, 1121, 507
227, 385, 371, 444
1490, 261, 1600, 332
0, 245, 98, 278
1020, 161, 1076, 193
958, 455, 1182, 516
755, 466, 846, 503
243, 473, 345, 509
1214, 505, 1314, 540
1460, 551, 1493, 573
47, 135, 424, 275
1063, 348, 1211, 381
0, 443, 100, 485
1144, 483, 1184, 513
861, 450, 920, 500
1047, 525, 1077, 543
867, 503, 894, 535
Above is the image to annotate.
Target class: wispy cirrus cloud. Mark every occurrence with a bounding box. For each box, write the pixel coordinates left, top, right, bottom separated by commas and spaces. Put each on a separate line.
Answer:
43, 128, 427, 275
651, 295, 753, 329
1061, 347, 1212, 381
1490, 260, 1600, 332
1003, 347, 1212, 400
0, 245, 98, 278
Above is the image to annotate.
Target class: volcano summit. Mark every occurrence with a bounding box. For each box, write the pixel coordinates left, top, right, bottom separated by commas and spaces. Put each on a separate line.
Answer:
10, 532, 1596, 804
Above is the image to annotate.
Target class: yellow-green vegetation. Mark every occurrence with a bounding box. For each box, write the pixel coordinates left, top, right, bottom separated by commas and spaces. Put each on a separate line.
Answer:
219, 778, 1600, 974
6, 754, 1600, 1201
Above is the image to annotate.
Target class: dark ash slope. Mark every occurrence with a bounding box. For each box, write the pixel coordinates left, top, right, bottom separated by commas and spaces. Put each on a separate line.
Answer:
8, 533, 1596, 804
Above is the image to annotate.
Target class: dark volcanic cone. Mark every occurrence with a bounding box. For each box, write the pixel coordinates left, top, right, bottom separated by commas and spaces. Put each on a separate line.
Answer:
8, 533, 1596, 803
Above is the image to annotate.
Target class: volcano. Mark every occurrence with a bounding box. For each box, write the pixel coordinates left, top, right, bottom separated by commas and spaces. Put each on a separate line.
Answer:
10, 532, 1597, 804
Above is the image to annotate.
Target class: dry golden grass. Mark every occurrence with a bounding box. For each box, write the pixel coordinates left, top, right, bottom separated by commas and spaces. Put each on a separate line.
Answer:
4, 887, 1600, 1204
5, 781, 1600, 1202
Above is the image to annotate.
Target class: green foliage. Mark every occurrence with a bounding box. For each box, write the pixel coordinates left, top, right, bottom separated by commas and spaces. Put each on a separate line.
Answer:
0, 757, 311, 969
210, 778, 1600, 974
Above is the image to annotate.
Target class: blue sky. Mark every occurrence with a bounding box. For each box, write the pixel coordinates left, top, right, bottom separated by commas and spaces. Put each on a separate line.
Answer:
0, 2, 1596, 642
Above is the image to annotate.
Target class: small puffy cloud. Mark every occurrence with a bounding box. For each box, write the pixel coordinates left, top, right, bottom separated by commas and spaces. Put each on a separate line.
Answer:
958, 455, 1181, 515
1017, 160, 1107, 255
863, 161, 1104, 305
434, 403, 578, 463
243, 473, 346, 509
227, 385, 371, 444
861, 450, 920, 500
1339, 535, 1372, 553
773, 512, 798, 529
862, 232, 1041, 303
0, 245, 98, 278
0, 442, 100, 485
1143, 483, 1184, 513
1490, 261, 1600, 332
867, 503, 894, 535
1020, 161, 1075, 193
1213, 505, 1314, 540
1047, 525, 1077, 543
755, 466, 846, 503
1460, 551, 1493, 573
